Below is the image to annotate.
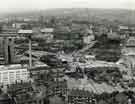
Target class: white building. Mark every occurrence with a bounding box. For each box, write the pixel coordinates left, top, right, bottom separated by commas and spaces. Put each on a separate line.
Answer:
83, 29, 95, 44
40, 28, 54, 34
40, 28, 54, 42
0, 64, 29, 85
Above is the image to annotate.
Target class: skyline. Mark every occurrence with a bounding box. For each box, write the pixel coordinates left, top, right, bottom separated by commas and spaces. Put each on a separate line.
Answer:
0, 0, 134, 13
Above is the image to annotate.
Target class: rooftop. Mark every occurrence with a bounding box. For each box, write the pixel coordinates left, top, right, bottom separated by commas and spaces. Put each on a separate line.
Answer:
126, 37, 135, 46
74, 60, 118, 69
54, 26, 71, 33
18, 29, 33, 34
25, 50, 55, 59
67, 77, 124, 94
40, 28, 54, 33
119, 25, 129, 30
0, 64, 27, 71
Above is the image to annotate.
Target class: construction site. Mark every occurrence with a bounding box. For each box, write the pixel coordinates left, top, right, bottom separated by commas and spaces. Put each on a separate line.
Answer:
0, 8, 134, 104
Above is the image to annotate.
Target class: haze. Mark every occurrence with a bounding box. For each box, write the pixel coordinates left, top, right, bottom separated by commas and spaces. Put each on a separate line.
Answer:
0, 0, 135, 13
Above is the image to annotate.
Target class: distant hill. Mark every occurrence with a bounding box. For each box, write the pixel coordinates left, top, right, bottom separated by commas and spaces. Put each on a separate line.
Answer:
4, 8, 135, 26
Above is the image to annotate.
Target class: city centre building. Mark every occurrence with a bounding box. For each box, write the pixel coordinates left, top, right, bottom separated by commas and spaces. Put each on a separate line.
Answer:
0, 64, 29, 85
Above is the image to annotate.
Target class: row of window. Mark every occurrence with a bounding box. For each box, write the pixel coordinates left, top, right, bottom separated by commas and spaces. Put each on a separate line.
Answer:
0, 70, 29, 84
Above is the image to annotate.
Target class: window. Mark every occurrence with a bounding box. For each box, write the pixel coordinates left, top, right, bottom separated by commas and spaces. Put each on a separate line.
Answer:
2, 72, 8, 84
9, 72, 15, 83
16, 71, 21, 80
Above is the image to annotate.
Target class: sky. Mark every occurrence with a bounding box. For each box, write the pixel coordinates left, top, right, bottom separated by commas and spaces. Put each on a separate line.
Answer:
0, 0, 135, 13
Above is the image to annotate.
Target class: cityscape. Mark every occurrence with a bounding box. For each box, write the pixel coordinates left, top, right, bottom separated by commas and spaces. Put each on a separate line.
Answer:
0, 0, 135, 104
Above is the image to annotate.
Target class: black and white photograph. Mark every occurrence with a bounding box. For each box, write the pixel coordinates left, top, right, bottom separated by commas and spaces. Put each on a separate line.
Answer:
0, 0, 134, 104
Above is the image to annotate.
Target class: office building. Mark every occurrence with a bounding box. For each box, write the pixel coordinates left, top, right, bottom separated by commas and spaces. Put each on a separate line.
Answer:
0, 30, 16, 65
0, 64, 29, 85
3, 37, 15, 64
0, 38, 5, 64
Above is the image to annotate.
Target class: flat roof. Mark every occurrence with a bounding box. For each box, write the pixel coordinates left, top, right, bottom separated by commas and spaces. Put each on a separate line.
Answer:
40, 28, 54, 33
74, 60, 118, 69
67, 77, 124, 94
18, 30, 33, 34
0, 64, 27, 71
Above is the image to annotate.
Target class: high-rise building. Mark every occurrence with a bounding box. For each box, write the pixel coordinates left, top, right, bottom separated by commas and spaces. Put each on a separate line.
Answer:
0, 38, 5, 64
0, 37, 15, 65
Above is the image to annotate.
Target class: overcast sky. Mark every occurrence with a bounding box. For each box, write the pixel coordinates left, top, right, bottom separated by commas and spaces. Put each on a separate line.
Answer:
0, 0, 134, 13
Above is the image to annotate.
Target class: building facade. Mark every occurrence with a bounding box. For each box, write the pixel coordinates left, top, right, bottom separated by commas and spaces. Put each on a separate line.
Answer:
0, 37, 15, 65
0, 64, 29, 85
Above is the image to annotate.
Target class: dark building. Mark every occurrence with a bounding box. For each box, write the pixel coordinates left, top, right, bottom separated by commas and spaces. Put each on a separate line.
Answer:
68, 89, 96, 104
4, 38, 15, 64
0, 93, 13, 104
53, 27, 83, 52
0, 38, 5, 64
0, 37, 15, 64
92, 34, 121, 62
